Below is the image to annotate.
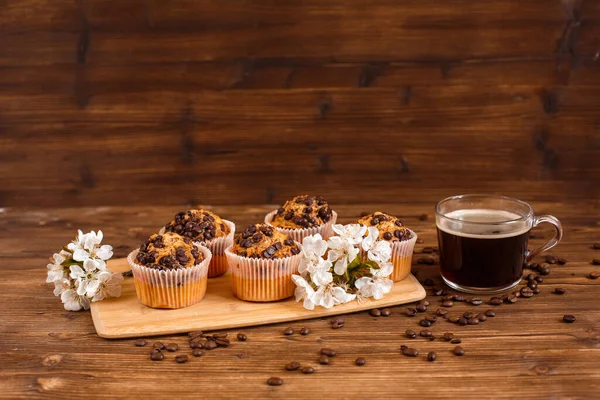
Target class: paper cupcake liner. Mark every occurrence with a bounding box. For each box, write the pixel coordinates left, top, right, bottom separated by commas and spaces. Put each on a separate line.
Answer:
359, 229, 417, 282
160, 220, 235, 278
224, 244, 302, 302
265, 210, 338, 242
127, 244, 211, 309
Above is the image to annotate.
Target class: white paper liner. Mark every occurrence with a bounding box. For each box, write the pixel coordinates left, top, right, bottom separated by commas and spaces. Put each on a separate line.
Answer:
224, 244, 302, 302
159, 220, 235, 278
359, 229, 418, 282
264, 210, 338, 242
127, 244, 211, 309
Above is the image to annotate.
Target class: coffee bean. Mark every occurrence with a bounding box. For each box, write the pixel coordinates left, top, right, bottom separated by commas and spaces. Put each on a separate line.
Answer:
506, 294, 518, 303
320, 348, 336, 357
427, 352, 437, 362
175, 355, 188, 363
189, 340, 203, 349
192, 349, 204, 357
406, 308, 417, 317
535, 276, 544, 283
301, 366, 315, 374
150, 349, 164, 361
453, 346, 465, 356
563, 314, 576, 323
589, 271, 600, 280
237, 333, 247, 341
204, 340, 218, 350
419, 319, 431, 327
539, 265, 551, 276
421, 300, 430, 306
557, 257, 567, 265
458, 317, 468, 326
435, 288, 448, 296
419, 330, 433, 338
415, 304, 427, 313
485, 310, 496, 317
423, 278, 434, 286
283, 327, 295, 335
545, 255, 558, 264
300, 327, 311, 335
213, 333, 228, 339
267, 377, 283, 386
470, 297, 483, 306
405, 329, 417, 339
592, 259, 600, 266
463, 311, 474, 319
318, 355, 329, 365
594, 243, 600, 250
285, 361, 301, 371
477, 314, 487, 322
381, 308, 391, 317
451, 338, 462, 344
370, 309, 381, 317
520, 287, 534, 298
448, 316, 460, 323
330, 318, 345, 325
400, 345, 407, 350
436, 308, 449, 317
188, 331, 203, 339
215, 338, 230, 347
402, 347, 419, 357
489, 297, 503, 306
526, 273, 535, 281
135, 339, 148, 347
442, 300, 454, 308
331, 321, 344, 329
443, 332, 454, 341
533, 288, 540, 294
153, 342, 165, 350
467, 318, 479, 325
355, 357, 366, 366
417, 257, 435, 265
454, 295, 466, 302
166, 343, 178, 352
426, 315, 437, 323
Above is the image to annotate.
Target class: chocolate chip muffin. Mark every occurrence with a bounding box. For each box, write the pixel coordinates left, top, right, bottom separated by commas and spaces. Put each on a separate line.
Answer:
233, 224, 300, 259
357, 212, 412, 242
164, 209, 230, 241
270, 195, 333, 229
136, 232, 204, 271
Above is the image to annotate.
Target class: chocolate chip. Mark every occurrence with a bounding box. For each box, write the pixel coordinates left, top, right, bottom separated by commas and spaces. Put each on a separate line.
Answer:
383, 232, 393, 240
135, 339, 148, 347
267, 377, 283, 386
285, 361, 301, 371
355, 357, 366, 366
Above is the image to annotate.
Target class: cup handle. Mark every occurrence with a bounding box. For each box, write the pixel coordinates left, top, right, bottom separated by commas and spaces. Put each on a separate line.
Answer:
526, 215, 563, 261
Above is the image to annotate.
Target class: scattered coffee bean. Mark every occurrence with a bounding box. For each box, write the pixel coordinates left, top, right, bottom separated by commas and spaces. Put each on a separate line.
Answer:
436, 308, 448, 317
175, 355, 188, 364
470, 297, 483, 306
419, 330, 433, 338
285, 361, 301, 371
417, 257, 435, 265
454, 295, 466, 302
150, 349, 164, 361
594, 243, 600, 250
592, 259, 600, 266
535, 276, 544, 283
166, 343, 178, 352
300, 327, 311, 335
320, 348, 337, 357
489, 297, 503, 306
533, 288, 540, 294
283, 327, 295, 335
237, 333, 247, 341
188, 331, 203, 339
427, 352, 437, 362
451, 338, 462, 344
505, 294, 518, 303
266, 377, 283, 386
422, 246, 435, 253
458, 317, 468, 326
545, 255, 558, 264
467, 318, 479, 325
370, 309, 382, 317
405, 329, 417, 339
153, 342, 165, 350
453, 346, 465, 356
402, 347, 419, 357
204, 340, 218, 350
381, 308, 391, 317
520, 287, 534, 298
419, 319, 432, 328
213, 333, 228, 339
135, 339, 148, 347
415, 304, 427, 313
301, 366, 315, 374
215, 338, 230, 347
589, 271, 600, 280
331, 321, 344, 329
477, 314, 487, 322
318, 355, 329, 365
539, 265, 551, 276
192, 349, 204, 357
528, 281, 538, 290
442, 300, 454, 308
557, 257, 567, 265
330, 317, 345, 325
426, 315, 437, 323
485, 310, 496, 317
526, 273, 535, 281
423, 278, 434, 286
434, 288, 448, 296
355, 357, 366, 366
563, 315, 576, 323
406, 308, 417, 317
463, 311, 474, 319
448, 316, 460, 323
400, 345, 407, 350
443, 332, 454, 341
421, 300, 430, 306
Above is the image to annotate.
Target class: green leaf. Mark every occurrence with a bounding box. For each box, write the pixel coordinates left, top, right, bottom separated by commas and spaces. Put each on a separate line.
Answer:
346, 255, 362, 271
364, 260, 380, 270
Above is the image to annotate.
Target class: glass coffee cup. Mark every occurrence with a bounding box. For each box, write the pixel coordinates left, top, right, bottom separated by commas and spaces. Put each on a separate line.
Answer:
435, 194, 562, 294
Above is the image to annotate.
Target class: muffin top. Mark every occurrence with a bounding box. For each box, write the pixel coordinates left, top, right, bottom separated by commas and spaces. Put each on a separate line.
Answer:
270, 195, 333, 229
232, 224, 301, 259
136, 232, 204, 270
357, 211, 412, 242
164, 209, 230, 242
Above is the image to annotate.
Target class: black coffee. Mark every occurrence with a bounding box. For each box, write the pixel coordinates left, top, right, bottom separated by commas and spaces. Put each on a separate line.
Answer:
437, 209, 529, 290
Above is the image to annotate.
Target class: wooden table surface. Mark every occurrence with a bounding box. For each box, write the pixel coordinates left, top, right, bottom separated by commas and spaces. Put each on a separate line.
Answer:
1, 201, 599, 399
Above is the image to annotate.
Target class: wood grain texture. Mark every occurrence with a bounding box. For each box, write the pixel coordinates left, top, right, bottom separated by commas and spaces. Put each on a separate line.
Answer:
1, 202, 599, 399
1, 0, 600, 208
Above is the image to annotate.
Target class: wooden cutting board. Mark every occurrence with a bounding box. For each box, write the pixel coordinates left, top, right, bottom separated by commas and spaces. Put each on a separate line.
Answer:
91, 257, 426, 339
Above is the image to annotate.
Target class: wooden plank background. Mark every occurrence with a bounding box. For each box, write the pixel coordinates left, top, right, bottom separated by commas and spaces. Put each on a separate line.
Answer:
1, 0, 599, 208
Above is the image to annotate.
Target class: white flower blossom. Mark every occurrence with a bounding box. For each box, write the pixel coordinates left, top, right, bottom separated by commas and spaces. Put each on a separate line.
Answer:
312, 283, 356, 309
92, 272, 124, 302
61, 286, 91, 311
327, 236, 360, 275
292, 275, 316, 310
332, 223, 366, 245
355, 262, 394, 300
361, 227, 392, 263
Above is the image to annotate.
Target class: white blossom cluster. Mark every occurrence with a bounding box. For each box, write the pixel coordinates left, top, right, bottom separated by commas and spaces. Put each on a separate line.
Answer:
292, 224, 394, 309
46, 230, 123, 311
